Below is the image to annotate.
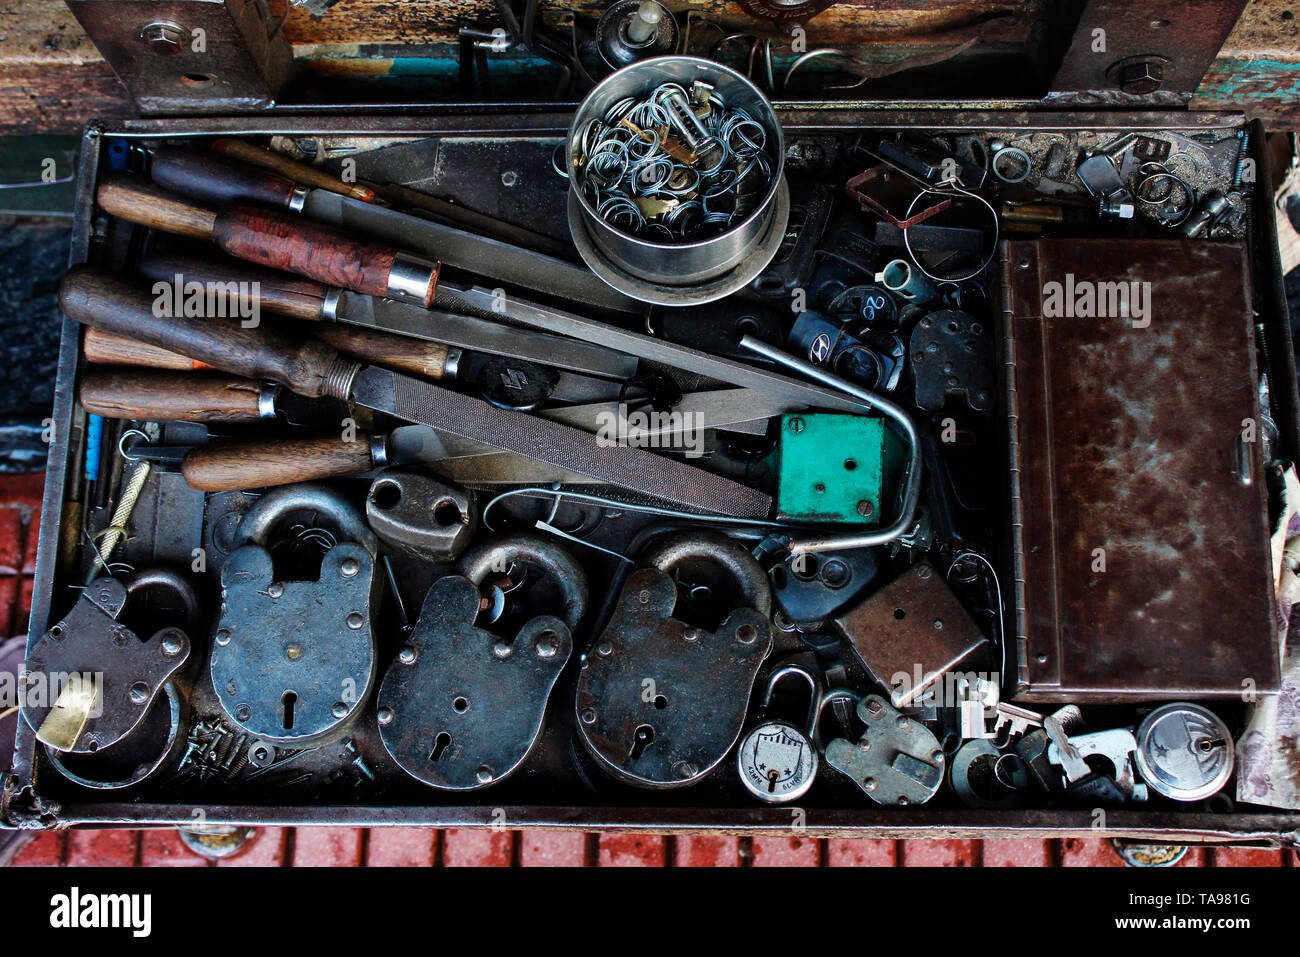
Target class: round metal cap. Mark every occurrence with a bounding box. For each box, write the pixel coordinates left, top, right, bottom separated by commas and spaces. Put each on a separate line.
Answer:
1133, 703, 1233, 802
737, 719, 817, 803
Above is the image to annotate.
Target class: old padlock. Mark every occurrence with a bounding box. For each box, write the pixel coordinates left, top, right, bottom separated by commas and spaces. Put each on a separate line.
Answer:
378, 534, 585, 790
23, 567, 197, 754
736, 662, 823, 803
211, 484, 379, 747
823, 694, 946, 806
575, 530, 774, 789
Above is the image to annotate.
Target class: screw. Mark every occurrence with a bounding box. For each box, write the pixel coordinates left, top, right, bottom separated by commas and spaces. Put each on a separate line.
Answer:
235, 705, 252, 722
1118, 59, 1164, 95
140, 21, 187, 55
856, 500, 874, 517
789, 417, 805, 433
129, 681, 150, 704
580, 708, 597, 724
916, 565, 932, 580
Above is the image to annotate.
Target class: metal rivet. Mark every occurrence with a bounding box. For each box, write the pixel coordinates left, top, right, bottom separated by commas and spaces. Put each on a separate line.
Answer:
476, 766, 494, 783
346, 612, 365, 630
501, 170, 517, 187
736, 624, 757, 644
683, 628, 700, 642
267, 583, 284, 599
862, 776, 877, 790
399, 645, 417, 665
129, 681, 149, 704
235, 705, 251, 722
931, 749, 944, 762
331, 701, 348, 719
896, 716, 908, 728
933, 618, 944, 630
286, 644, 302, 660
377, 706, 394, 725
597, 641, 613, 656
535, 633, 558, 658
161, 634, 183, 656
215, 629, 231, 646
580, 708, 597, 724
340, 558, 360, 578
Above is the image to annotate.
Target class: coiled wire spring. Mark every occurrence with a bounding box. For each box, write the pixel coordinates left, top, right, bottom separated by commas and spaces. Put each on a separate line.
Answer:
573, 82, 774, 243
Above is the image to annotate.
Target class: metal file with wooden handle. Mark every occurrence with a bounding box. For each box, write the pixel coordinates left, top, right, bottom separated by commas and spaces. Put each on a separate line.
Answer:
209, 139, 376, 203
135, 251, 635, 380
138, 251, 635, 380
60, 268, 772, 517
96, 175, 440, 307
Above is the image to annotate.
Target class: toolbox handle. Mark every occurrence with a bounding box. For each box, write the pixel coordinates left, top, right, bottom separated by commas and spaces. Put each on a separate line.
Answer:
152, 147, 305, 211
95, 177, 440, 307
181, 434, 378, 491
80, 369, 266, 423
139, 251, 329, 322
61, 267, 348, 399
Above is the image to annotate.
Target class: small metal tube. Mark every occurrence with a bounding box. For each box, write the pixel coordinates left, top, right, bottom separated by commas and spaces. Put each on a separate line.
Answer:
738, 335, 923, 555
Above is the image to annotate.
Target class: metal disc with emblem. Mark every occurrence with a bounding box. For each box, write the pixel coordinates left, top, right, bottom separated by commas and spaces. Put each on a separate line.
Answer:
1133, 703, 1234, 802
737, 662, 821, 803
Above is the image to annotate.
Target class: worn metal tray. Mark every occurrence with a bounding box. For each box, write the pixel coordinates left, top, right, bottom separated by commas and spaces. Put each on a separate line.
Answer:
6, 106, 1300, 847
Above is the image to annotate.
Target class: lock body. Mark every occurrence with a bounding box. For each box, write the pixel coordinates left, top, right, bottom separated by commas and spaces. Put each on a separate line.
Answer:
211, 484, 379, 747
23, 569, 195, 754
576, 531, 773, 789
737, 661, 823, 803
378, 535, 584, 790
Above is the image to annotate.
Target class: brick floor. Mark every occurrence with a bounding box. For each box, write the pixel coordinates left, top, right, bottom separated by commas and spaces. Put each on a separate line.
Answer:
4, 471, 1296, 869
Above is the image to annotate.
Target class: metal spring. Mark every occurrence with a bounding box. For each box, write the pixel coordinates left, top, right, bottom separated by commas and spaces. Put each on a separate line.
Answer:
575, 83, 773, 243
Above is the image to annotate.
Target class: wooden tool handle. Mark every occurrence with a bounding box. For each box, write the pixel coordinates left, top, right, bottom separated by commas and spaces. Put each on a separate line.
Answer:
311, 324, 449, 380
152, 147, 302, 209
81, 370, 265, 422
97, 175, 217, 241
139, 251, 328, 321
181, 434, 377, 491
211, 139, 376, 203
60, 267, 351, 399
84, 328, 214, 370
212, 203, 439, 306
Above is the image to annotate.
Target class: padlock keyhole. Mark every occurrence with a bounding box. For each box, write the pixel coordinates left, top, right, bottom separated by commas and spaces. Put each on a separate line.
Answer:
430, 732, 451, 762
629, 724, 654, 760
281, 690, 297, 730
767, 769, 781, 793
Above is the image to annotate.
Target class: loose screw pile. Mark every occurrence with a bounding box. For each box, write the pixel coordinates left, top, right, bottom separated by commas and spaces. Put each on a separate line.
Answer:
572, 81, 774, 242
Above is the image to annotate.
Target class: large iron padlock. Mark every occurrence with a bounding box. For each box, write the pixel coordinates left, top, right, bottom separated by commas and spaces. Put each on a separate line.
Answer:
23, 567, 197, 754
736, 661, 823, 803
211, 484, 379, 746
378, 534, 586, 790
575, 531, 774, 789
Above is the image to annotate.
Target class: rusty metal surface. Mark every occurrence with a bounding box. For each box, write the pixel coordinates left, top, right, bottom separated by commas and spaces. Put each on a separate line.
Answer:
1002, 238, 1278, 701
1049, 1, 1248, 97
64, 0, 291, 114
833, 562, 989, 706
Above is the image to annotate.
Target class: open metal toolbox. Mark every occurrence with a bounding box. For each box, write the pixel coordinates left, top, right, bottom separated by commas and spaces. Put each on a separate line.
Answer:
5, 101, 1300, 849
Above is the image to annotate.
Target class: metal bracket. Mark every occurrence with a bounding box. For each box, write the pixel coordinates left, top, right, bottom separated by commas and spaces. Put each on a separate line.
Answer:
65, 0, 292, 114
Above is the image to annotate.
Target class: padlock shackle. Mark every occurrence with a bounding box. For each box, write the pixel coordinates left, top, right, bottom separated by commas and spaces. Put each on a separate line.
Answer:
123, 566, 202, 632
761, 663, 823, 736
458, 533, 588, 632
640, 530, 771, 618
233, 483, 377, 554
